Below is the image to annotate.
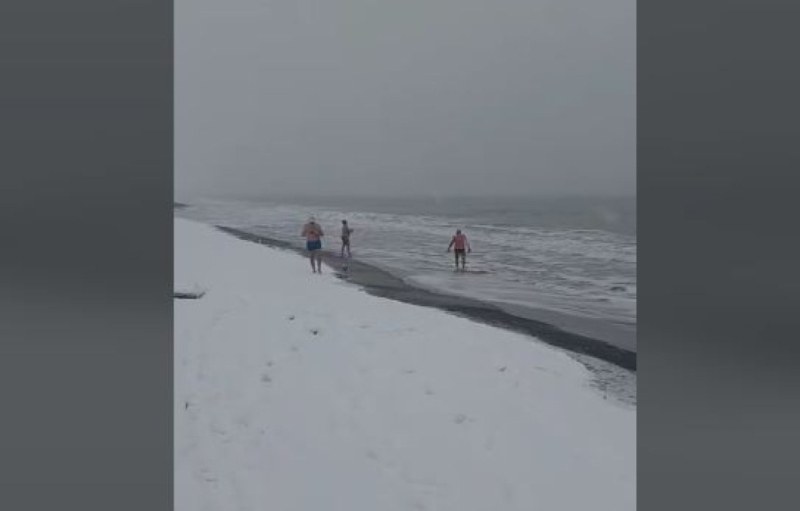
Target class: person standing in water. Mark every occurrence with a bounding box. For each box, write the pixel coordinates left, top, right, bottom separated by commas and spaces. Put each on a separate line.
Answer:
340, 219, 353, 258
447, 229, 471, 271
301, 217, 324, 273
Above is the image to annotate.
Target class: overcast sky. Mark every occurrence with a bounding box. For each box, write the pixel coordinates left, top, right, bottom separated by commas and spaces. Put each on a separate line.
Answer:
175, 0, 635, 200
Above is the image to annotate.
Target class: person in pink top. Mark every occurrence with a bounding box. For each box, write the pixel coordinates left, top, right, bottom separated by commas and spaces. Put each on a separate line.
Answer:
447, 229, 471, 271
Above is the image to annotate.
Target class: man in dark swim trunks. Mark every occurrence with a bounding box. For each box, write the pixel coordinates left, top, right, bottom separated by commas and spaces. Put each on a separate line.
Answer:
447, 229, 471, 271
301, 217, 324, 273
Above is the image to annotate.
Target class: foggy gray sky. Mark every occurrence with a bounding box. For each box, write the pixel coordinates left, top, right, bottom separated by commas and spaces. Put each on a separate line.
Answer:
176, 0, 635, 200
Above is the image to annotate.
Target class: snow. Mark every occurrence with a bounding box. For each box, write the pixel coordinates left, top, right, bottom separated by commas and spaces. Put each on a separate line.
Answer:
175, 218, 636, 511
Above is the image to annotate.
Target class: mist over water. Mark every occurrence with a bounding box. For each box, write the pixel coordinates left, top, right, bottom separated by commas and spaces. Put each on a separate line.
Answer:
257, 195, 636, 236
176, 0, 635, 200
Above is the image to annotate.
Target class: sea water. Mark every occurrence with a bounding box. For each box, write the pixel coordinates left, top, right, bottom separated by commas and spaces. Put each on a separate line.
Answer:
178, 195, 636, 330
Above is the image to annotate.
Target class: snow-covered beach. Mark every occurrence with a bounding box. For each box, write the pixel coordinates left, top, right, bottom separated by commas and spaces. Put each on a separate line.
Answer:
175, 218, 635, 510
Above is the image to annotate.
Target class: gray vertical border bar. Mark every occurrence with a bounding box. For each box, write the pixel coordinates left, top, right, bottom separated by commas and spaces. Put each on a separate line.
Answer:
640, 0, 800, 509
0, 1, 173, 510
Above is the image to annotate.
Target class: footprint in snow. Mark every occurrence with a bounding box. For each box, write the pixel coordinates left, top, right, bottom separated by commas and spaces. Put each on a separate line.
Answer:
309, 328, 320, 336
453, 413, 473, 425
210, 424, 228, 437
198, 467, 218, 483
261, 373, 272, 384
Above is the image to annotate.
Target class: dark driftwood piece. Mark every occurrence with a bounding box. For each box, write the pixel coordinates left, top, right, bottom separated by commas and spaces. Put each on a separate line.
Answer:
174, 291, 205, 300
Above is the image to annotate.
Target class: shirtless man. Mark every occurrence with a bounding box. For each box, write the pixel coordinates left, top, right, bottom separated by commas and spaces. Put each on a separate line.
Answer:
301, 217, 324, 273
340, 219, 354, 258
447, 229, 471, 271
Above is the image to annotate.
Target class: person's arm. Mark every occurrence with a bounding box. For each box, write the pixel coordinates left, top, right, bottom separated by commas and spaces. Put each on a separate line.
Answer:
447, 237, 455, 251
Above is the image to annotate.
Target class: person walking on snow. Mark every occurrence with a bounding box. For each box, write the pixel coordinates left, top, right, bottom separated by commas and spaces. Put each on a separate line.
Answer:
301, 217, 324, 273
340, 219, 354, 258
447, 229, 471, 271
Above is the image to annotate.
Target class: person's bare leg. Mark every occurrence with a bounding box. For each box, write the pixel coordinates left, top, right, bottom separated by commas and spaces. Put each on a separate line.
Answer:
316, 253, 323, 273
309, 252, 316, 273
461, 254, 467, 271
346, 242, 351, 258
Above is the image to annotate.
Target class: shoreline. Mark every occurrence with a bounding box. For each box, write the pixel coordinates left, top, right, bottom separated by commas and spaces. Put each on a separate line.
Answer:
216, 225, 636, 372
